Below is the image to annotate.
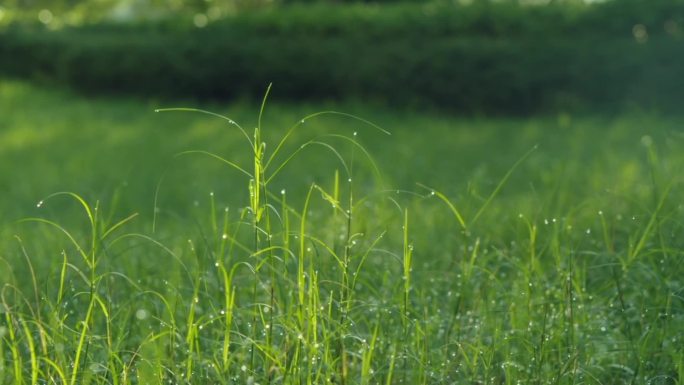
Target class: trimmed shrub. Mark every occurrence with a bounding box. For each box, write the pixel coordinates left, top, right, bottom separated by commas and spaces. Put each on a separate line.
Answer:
2, 1, 684, 113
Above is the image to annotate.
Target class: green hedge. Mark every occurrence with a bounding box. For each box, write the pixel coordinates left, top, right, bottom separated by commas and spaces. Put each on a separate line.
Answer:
2, 0, 684, 113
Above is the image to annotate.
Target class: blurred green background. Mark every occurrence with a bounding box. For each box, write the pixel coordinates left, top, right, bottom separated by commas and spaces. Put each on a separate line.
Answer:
2, 0, 684, 114
3, 0, 684, 230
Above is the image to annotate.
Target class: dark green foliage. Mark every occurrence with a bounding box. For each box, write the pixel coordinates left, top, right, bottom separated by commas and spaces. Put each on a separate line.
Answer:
2, 0, 684, 113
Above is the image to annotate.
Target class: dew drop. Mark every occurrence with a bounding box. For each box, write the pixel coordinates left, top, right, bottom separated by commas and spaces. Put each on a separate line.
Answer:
135, 309, 149, 320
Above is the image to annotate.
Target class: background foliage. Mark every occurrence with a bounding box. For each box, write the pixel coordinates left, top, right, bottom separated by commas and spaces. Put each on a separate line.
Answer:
2, 0, 684, 113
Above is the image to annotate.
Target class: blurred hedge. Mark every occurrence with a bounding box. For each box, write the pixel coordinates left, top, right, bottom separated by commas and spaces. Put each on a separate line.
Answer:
2, 0, 684, 113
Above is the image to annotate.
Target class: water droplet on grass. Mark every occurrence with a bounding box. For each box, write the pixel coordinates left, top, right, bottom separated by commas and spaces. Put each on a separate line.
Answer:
135, 309, 149, 320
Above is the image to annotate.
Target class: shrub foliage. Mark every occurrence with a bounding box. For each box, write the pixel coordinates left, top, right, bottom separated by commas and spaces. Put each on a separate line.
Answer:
2, 0, 684, 113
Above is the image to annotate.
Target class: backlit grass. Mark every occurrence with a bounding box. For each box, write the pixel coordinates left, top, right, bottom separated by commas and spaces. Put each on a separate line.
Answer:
1, 80, 683, 384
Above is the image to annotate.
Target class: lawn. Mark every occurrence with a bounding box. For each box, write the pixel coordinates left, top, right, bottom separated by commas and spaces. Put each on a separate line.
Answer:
1, 80, 683, 384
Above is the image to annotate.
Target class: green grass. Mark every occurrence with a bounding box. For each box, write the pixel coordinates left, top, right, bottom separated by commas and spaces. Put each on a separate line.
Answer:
1, 79, 683, 384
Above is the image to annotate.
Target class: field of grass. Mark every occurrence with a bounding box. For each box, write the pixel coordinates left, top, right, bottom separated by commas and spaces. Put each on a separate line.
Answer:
1, 79, 683, 384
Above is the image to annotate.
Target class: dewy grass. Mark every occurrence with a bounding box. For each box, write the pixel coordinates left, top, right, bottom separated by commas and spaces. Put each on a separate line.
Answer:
152, 86, 396, 384
1, 83, 684, 384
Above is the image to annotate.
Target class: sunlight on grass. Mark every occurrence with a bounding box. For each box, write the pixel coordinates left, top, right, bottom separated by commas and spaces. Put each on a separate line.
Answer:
1, 80, 683, 384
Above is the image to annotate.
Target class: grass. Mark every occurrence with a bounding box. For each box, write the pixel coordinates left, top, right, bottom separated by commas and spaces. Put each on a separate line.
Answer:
1, 79, 683, 384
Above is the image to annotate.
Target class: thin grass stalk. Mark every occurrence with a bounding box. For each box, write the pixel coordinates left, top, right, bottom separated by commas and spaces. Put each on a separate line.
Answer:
402, 208, 412, 385
69, 296, 95, 385
297, 184, 316, 380
5, 310, 22, 385
360, 323, 379, 385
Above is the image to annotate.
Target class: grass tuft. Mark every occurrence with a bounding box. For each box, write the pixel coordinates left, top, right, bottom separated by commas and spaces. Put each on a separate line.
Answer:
1, 82, 683, 384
